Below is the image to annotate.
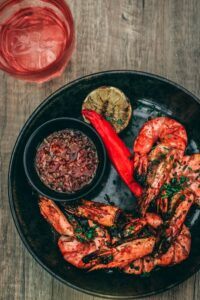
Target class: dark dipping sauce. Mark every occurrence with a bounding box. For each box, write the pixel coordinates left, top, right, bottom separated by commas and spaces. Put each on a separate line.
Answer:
35, 129, 99, 193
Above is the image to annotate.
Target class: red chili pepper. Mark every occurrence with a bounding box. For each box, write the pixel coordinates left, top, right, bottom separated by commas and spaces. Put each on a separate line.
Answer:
82, 109, 143, 198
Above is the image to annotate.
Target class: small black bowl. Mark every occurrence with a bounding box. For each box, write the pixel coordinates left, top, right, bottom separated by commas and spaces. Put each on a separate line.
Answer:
23, 117, 107, 201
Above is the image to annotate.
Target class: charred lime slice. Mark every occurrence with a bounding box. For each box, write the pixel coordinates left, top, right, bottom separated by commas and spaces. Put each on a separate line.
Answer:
82, 86, 132, 133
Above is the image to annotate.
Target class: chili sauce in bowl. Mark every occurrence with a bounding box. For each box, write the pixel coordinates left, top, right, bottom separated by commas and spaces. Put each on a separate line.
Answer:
35, 129, 99, 193
23, 118, 107, 202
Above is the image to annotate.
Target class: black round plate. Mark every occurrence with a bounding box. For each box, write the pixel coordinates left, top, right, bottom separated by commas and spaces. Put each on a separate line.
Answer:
8, 71, 200, 299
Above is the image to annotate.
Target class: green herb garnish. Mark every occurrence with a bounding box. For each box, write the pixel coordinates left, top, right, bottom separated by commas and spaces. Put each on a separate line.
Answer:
180, 176, 189, 184
116, 119, 123, 125
152, 158, 161, 165
67, 214, 74, 221
76, 235, 87, 243
161, 176, 189, 199
75, 227, 83, 233
160, 153, 167, 159
105, 116, 112, 122
104, 194, 111, 203
128, 225, 135, 231
180, 194, 186, 201
85, 225, 98, 240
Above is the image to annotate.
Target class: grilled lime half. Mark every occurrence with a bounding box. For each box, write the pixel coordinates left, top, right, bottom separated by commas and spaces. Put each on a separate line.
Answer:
82, 86, 132, 133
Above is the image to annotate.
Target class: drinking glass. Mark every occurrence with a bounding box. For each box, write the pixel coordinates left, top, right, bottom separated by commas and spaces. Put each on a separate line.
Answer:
0, 0, 75, 82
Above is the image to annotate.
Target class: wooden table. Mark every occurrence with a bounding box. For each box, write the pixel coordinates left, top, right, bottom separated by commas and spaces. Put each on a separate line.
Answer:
1, 0, 200, 299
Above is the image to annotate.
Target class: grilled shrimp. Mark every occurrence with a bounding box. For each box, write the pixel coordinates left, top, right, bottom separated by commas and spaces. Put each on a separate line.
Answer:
145, 212, 163, 229
39, 197, 88, 242
154, 155, 199, 252
58, 223, 110, 269
123, 225, 191, 274
172, 154, 200, 181
39, 197, 110, 268
157, 154, 200, 215
190, 181, 200, 205
167, 189, 194, 232
123, 213, 163, 238
58, 236, 97, 268
133, 117, 187, 215
88, 220, 110, 250
157, 189, 194, 253
172, 154, 200, 204
133, 117, 187, 177
39, 197, 74, 236
65, 199, 122, 227
123, 218, 147, 238
139, 148, 179, 215
88, 236, 156, 271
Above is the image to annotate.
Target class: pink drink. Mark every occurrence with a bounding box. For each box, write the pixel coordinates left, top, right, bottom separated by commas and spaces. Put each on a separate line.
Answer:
0, 0, 75, 82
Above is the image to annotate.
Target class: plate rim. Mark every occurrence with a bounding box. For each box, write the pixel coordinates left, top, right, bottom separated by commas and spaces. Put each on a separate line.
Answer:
8, 70, 200, 299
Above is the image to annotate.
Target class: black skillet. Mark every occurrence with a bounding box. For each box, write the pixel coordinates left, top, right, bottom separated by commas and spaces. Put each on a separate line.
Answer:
8, 71, 200, 298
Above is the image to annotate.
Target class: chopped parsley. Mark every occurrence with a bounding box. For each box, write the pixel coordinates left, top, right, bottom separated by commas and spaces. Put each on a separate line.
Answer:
75, 224, 98, 242
160, 153, 167, 159
180, 194, 186, 201
125, 225, 135, 236
151, 153, 166, 165
104, 193, 115, 205
75, 227, 83, 233
85, 226, 98, 240
161, 176, 189, 199
104, 193, 111, 202
116, 119, 123, 125
76, 235, 87, 243
152, 158, 161, 165
106, 117, 124, 126
128, 225, 135, 231
180, 176, 189, 184
67, 214, 74, 221
105, 116, 112, 122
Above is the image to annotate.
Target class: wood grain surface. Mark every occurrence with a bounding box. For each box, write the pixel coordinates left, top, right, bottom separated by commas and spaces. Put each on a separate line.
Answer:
0, 0, 200, 299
